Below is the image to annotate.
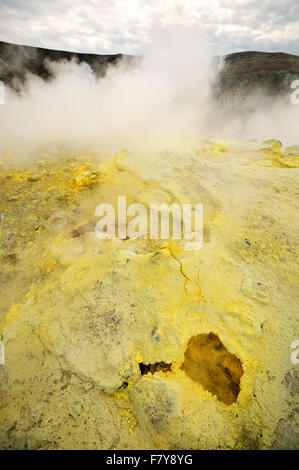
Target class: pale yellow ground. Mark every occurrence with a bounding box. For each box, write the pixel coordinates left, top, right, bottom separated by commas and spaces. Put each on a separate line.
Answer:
0, 138, 298, 449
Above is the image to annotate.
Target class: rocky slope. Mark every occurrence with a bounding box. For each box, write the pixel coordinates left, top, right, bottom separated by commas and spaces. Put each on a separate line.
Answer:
216, 51, 299, 94
0, 139, 298, 449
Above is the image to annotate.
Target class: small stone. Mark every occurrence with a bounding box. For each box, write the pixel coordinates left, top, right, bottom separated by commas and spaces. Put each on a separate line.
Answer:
46, 211, 67, 235
74, 170, 98, 188
28, 174, 41, 182
241, 278, 270, 304
262, 139, 282, 149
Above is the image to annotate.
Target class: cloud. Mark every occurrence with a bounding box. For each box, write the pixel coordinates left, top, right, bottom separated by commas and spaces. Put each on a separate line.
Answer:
0, 0, 298, 55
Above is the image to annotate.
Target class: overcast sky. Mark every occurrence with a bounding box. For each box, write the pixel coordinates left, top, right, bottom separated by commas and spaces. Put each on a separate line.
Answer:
0, 0, 298, 55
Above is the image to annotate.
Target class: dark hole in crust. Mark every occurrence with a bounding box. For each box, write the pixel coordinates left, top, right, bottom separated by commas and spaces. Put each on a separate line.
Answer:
139, 361, 172, 375
181, 332, 243, 405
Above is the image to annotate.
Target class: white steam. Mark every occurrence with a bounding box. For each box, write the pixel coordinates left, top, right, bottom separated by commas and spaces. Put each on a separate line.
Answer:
0, 29, 298, 160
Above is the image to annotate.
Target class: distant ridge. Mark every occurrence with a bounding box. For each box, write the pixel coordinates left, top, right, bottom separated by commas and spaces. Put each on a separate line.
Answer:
0, 41, 298, 97
220, 50, 299, 88
0, 40, 133, 89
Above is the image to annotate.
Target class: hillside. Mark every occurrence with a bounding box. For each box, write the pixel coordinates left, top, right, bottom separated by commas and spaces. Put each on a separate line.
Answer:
1, 41, 299, 96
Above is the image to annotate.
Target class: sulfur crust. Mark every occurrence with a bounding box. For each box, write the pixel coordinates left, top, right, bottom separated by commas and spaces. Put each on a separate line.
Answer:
0, 139, 298, 449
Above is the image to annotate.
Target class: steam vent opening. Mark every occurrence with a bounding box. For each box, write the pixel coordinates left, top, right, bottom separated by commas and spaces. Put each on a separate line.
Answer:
139, 361, 172, 375
181, 333, 243, 405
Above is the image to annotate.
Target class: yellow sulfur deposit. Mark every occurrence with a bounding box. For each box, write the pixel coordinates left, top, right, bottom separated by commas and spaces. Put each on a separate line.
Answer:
0, 139, 298, 449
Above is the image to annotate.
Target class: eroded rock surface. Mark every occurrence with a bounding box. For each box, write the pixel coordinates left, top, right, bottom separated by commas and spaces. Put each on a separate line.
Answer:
0, 139, 298, 449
